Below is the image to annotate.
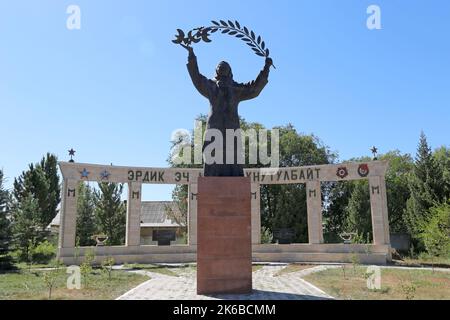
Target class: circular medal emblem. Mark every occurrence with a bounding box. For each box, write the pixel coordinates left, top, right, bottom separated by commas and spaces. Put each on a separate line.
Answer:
358, 164, 370, 177
336, 167, 349, 179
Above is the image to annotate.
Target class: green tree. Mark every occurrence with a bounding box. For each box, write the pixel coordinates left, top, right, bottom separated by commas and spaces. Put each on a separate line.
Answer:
166, 115, 205, 227
167, 119, 336, 243
31, 240, 56, 264
38, 153, 61, 230
323, 180, 354, 242
101, 256, 115, 280
13, 153, 60, 232
405, 132, 445, 246
76, 183, 96, 246
420, 202, 450, 259
0, 170, 13, 269
94, 182, 126, 246
261, 125, 335, 243
345, 180, 372, 241
383, 151, 414, 233
265, 184, 310, 243
324, 156, 372, 242
13, 164, 47, 232
433, 146, 450, 199
11, 196, 41, 262
166, 185, 188, 227
324, 151, 413, 242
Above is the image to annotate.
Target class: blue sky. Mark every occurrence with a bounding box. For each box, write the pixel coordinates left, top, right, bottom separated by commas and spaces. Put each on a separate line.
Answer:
1, 0, 449, 200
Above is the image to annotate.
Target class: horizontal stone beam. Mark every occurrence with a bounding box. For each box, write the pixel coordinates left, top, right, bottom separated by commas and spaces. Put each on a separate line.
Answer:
59, 160, 388, 185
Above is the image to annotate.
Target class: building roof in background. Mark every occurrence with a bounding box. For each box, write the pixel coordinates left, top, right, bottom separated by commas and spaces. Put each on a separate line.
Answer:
49, 201, 182, 229
50, 212, 60, 228
140, 201, 181, 228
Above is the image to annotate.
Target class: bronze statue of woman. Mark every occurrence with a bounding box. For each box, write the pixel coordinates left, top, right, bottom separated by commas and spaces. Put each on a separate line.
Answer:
182, 45, 272, 177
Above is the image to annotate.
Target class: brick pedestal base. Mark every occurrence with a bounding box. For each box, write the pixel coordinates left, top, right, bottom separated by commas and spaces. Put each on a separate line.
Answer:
197, 177, 252, 295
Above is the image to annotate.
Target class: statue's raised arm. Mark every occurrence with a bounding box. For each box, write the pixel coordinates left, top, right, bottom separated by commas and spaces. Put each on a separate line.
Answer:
238, 58, 272, 102
183, 45, 212, 99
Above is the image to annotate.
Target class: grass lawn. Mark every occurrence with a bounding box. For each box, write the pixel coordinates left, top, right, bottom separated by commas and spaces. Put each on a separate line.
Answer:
13, 262, 57, 270
392, 256, 450, 269
0, 268, 149, 300
304, 265, 450, 300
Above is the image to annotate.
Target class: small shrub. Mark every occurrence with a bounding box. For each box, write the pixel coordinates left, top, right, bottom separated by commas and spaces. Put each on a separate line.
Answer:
261, 227, 273, 244
101, 257, 115, 280
43, 260, 63, 299
350, 253, 360, 275
74, 236, 81, 264
351, 233, 365, 244
341, 264, 347, 279
420, 202, 450, 271
84, 249, 95, 265
363, 269, 373, 281
400, 281, 417, 300
32, 241, 56, 264
80, 249, 95, 288
370, 287, 390, 294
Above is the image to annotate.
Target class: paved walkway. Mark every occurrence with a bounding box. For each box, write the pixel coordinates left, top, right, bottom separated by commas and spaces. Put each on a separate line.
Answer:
117, 265, 334, 300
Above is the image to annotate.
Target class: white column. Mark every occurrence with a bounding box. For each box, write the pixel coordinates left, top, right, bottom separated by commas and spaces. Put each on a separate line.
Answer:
369, 176, 390, 245
126, 182, 142, 247
251, 183, 261, 244
306, 181, 323, 244
59, 179, 78, 249
188, 183, 198, 246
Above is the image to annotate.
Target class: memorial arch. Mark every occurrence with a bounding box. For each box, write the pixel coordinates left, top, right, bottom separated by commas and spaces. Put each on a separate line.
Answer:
57, 161, 391, 265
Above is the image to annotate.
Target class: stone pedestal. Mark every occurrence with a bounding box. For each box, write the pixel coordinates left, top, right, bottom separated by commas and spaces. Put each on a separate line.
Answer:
197, 177, 252, 295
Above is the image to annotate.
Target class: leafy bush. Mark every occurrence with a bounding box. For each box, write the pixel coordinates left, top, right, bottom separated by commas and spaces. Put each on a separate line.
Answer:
351, 232, 371, 244
420, 202, 450, 258
101, 257, 115, 280
31, 241, 56, 264
400, 281, 417, 300
80, 249, 95, 288
43, 260, 63, 299
261, 227, 273, 244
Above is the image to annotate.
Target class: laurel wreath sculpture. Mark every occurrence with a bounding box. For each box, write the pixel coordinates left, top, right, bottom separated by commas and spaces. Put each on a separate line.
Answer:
172, 20, 275, 68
